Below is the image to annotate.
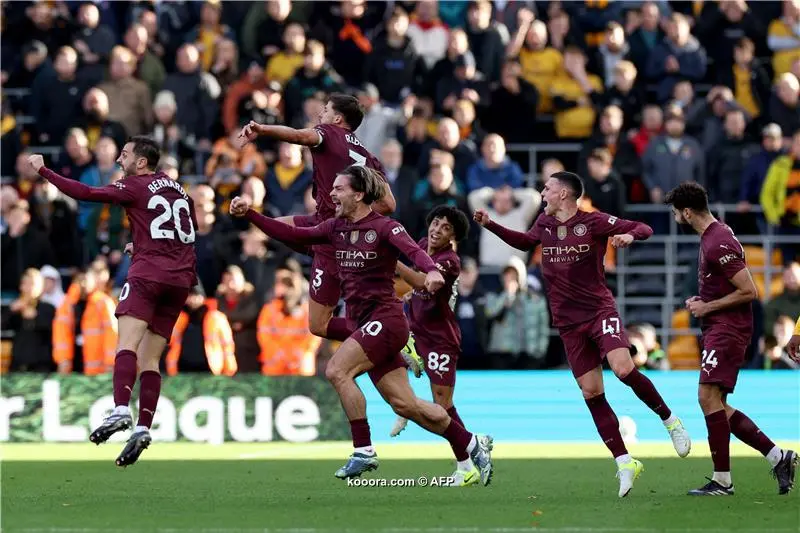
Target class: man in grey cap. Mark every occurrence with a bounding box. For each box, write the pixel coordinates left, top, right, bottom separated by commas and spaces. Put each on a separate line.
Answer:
738, 123, 786, 232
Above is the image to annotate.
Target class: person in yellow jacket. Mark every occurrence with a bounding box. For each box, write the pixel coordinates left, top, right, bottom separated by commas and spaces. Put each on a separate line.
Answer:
787, 316, 800, 361
165, 283, 237, 376
257, 267, 321, 376
760, 130, 800, 265
52, 269, 118, 375
551, 46, 604, 139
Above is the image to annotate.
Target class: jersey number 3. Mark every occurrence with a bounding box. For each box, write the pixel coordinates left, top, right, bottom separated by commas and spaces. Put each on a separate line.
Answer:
149, 195, 196, 244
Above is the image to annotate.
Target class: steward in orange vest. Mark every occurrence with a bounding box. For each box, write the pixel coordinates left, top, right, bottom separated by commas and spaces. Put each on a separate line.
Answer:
165, 283, 237, 376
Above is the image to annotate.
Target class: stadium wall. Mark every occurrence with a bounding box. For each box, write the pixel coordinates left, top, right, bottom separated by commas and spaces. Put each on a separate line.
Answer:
1, 371, 797, 443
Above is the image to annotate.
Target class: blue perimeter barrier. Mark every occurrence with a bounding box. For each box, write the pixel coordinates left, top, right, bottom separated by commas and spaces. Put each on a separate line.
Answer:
356, 370, 800, 443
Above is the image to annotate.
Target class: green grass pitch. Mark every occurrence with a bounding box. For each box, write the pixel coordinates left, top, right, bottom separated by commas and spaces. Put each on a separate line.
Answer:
2, 442, 799, 532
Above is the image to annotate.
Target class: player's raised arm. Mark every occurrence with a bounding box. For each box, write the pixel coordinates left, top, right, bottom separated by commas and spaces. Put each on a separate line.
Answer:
238, 121, 322, 147
591, 212, 654, 248
31, 156, 135, 205
474, 209, 540, 251
231, 196, 329, 246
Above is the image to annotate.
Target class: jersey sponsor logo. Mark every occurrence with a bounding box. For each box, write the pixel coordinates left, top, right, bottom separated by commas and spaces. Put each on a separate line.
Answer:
365, 230, 377, 243
719, 253, 737, 265
542, 244, 591, 262
557, 226, 567, 240
608, 216, 618, 225
391, 226, 406, 236
336, 250, 377, 261
350, 230, 360, 244
574, 223, 587, 237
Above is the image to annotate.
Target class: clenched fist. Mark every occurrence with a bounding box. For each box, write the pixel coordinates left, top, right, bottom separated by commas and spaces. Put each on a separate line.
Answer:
473, 209, 491, 226
28, 154, 44, 173
230, 196, 251, 217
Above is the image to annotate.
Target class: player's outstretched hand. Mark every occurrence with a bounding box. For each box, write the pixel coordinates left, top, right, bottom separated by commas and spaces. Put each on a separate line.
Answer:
610, 233, 634, 248
124, 242, 134, 256
787, 334, 800, 363
238, 121, 262, 147
473, 209, 490, 226
229, 196, 251, 217
28, 154, 44, 173
424, 270, 445, 293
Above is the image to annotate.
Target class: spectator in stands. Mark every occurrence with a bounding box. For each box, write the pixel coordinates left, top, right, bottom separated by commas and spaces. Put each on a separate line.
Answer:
483, 59, 538, 144
511, 19, 560, 114
642, 107, 704, 205
98, 46, 152, 137
466, 134, 523, 192
767, 0, 800, 78
40, 265, 65, 310
265, 142, 312, 217
379, 139, 418, 223
1, 199, 53, 292
3, 268, 56, 372
327, 0, 375, 87
242, 0, 293, 62
724, 37, 772, 125
216, 265, 262, 373
5, 40, 50, 93
185, 0, 235, 73
454, 257, 488, 369
265, 23, 306, 86
583, 148, 626, 218
283, 40, 343, 125
30, 46, 85, 145
257, 265, 320, 376
407, 0, 449, 70
546, 6, 584, 53
707, 109, 760, 206
768, 73, 800, 141
72, 3, 115, 86
763, 316, 800, 370
646, 13, 707, 103
453, 98, 485, 147
465, 0, 509, 83
354, 84, 401, 156
78, 136, 118, 230
739, 123, 786, 219
55, 128, 95, 183
593, 60, 643, 132
163, 44, 219, 152
552, 46, 603, 139
52, 268, 116, 375
365, 8, 424, 106
84, 169, 127, 265
12, 151, 38, 200
191, 184, 229, 296
426, 27, 469, 99
418, 117, 478, 185
210, 38, 240, 95
79, 88, 127, 151
485, 256, 550, 369
206, 129, 267, 181
594, 22, 632, 88
629, 104, 664, 158
124, 22, 165, 98
627, 2, 664, 81
761, 131, 800, 264
764, 262, 800, 335
627, 322, 670, 371
468, 184, 540, 267
237, 224, 290, 298
578, 105, 640, 185
165, 283, 237, 376
687, 85, 745, 152
28, 179, 80, 269
223, 60, 269, 135
435, 51, 490, 113
410, 161, 470, 239
151, 90, 190, 165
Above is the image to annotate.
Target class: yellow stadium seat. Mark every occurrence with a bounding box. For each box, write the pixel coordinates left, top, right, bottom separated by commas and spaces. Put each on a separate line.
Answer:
753, 273, 784, 300
667, 335, 700, 370
0, 340, 12, 374
671, 309, 690, 330
743, 245, 783, 268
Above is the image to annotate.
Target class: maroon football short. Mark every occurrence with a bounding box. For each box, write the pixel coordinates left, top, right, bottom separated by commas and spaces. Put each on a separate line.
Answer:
350, 310, 410, 385
416, 337, 459, 387
558, 309, 630, 379
699, 326, 749, 393
294, 214, 341, 307
115, 278, 189, 340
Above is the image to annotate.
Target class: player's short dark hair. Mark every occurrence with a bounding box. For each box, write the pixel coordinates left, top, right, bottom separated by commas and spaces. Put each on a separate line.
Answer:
663, 181, 709, 213
328, 93, 364, 131
551, 171, 584, 200
426, 205, 470, 242
127, 135, 161, 170
341, 165, 385, 204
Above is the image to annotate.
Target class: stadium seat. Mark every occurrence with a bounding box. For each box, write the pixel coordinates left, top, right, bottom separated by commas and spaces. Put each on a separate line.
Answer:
625, 247, 664, 265
753, 273, 784, 300
626, 276, 667, 296
1, 340, 11, 374
743, 245, 783, 268
625, 307, 663, 327
667, 335, 700, 369
671, 309, 690, 330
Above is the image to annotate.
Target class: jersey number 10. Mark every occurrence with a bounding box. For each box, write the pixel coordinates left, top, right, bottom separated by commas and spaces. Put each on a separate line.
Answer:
149, 195, 196, 244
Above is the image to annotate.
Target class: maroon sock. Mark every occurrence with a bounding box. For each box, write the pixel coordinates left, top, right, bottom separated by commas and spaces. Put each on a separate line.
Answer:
585, 394, 628, 458
729, 410, 776, 456
705, 409, 731, 472
326, 318, 355, 342
136, 371, 161, 429
446, 406, 469, 461
112, 350, 138, 407
350, 418, 372, 448
620, 368, 672, 421
442, 418, 473, 456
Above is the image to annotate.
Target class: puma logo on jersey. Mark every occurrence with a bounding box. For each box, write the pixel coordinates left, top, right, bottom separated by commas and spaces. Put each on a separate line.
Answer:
545, 227, 552, 236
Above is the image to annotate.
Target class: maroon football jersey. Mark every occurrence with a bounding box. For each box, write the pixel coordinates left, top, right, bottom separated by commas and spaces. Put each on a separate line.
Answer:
698, 221, 753, 334
408, 238, 461, 350
39, 168, 198, 288
245, 210, 437, 326
486, 210, 653, 327
311, 123, 385, 222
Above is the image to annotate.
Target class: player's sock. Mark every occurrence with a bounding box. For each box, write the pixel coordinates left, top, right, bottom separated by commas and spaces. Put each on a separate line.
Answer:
326, 318, 355, 342
619, 368, 672, 421
442, 419, 473, 455
728, 410, 780, 464
136, 371, 161, 429
614, 453, 633, 466
112, 349, 138, 407
713, 471, 733, 487
349, 418, 373, 453
446, 407, 470, 461
456, 459, 473, 471
585, 394, 628, 458
705, 410, 731, 479
663, 414, 679, 427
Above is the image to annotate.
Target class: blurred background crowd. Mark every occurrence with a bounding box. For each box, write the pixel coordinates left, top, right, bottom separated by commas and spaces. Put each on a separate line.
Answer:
1, 0, 798, 377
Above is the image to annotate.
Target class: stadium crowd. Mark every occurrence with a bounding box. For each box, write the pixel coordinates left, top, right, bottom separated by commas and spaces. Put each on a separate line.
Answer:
1, 0, 799, 376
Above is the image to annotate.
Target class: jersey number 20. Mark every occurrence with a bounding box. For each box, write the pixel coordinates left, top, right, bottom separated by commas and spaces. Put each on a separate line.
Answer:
149, 195, 196, 244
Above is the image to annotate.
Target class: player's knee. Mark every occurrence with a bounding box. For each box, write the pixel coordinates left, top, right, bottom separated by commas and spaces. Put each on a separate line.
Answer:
580, 385, 604, 400
324, 361, 343, 385
431, 387, 453, 409
697, 386, 721, 413
309, 320, 328, 339
138, 354, 159, 373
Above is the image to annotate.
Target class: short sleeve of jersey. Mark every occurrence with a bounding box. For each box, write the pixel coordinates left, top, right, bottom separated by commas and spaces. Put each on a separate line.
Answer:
706, 237, 747, 280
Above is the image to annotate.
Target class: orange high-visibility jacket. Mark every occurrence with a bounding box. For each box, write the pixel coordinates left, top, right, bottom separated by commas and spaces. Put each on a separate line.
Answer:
257, 299, 320, 376
165, 307, 237, 376
52, 287, 118, 375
